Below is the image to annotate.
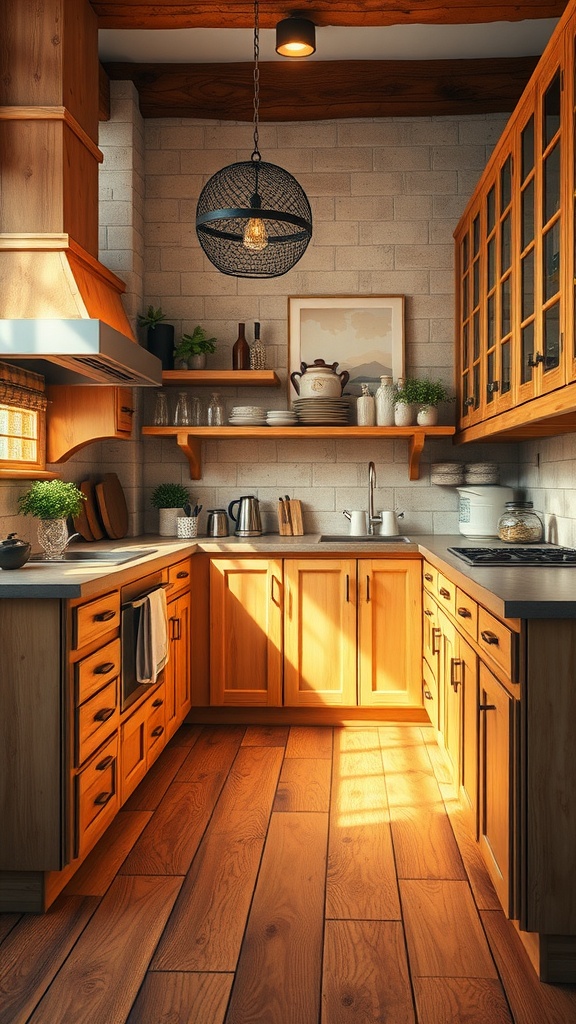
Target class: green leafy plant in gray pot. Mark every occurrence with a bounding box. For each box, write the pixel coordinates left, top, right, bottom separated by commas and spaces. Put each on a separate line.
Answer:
174, 326, 217, 370
18, 480, 86, 559
138, 305, 174, 371
151, 482, 190, 537
394, 377, 452, 426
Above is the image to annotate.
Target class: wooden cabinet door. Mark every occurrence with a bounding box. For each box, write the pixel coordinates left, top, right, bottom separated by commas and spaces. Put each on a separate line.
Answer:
284, 559, 357, 707
166, 590, 191, 740
458, 633, 479, 830
422, 589, 441, 681
479, 661, 514, 916
210, 559, 283, 706
358, 558, 422, 707
439, 610, 460, 776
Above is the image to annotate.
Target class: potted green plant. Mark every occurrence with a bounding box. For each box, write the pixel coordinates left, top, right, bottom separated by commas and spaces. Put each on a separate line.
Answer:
138, 305, 174, 371
174, 326, 217, 370
394, 377, 452, 426
151, 482, 190, 537
18, 480, 86, 559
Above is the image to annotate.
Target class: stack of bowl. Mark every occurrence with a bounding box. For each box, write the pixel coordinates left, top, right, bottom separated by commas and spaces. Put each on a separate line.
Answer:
228, 405, 267, 426
464, 462, 499, 485
266, 409, 298, 427
431, 462, 465, 486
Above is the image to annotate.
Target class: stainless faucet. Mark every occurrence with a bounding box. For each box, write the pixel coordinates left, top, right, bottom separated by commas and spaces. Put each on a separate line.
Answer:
367, 461, 382, 535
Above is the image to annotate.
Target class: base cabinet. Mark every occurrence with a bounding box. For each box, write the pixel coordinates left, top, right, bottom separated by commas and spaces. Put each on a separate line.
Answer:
358, 558, 422, 707
166, 590, 192, 739
479, 661, 514, 916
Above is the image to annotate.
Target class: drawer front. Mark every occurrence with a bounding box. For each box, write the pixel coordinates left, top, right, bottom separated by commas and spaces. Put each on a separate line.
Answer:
455, 588, 478, 642
168, 558, 191, 598
76, 638, 121, 705
422, 562, 437, 594
116, 387, 135, 434
76, 734, 119, 859
120, 700, 148, 805
147, 687, 167, 765
436, 572, 456, 616
74, 591, 120, 650
422, 658, 439, 731
77, 679, 119, 767
478, 607, 517, 682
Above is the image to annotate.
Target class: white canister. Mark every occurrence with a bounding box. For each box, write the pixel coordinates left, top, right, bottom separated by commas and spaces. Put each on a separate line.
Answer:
356, 385, 375, 426
379, 511, 399, 536
375, 375, 395, 426
159, 507, 182, 537
456, 485, 514, 538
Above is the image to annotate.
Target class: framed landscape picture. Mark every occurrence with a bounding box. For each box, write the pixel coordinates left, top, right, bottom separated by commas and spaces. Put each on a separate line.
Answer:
288, 295, 405, 397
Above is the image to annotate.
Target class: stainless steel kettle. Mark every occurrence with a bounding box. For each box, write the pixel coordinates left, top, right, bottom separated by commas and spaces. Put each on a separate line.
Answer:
228, 495, 262, 537
206, 509, 230, 537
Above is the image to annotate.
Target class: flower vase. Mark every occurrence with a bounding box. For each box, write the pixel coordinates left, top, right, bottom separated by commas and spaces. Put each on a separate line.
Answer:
394, 402, 415, 427
416, 405, 439, 426
37, 518, 69, 559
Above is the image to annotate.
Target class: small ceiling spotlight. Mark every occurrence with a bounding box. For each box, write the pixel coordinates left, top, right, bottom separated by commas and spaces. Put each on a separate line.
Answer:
275, 16, 316, 58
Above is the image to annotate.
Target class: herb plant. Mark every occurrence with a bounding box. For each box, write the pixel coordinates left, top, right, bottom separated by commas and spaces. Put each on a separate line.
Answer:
138, 305, 167, 330
395, 377, 452, 407
18, 480, 86, 520
174, 326, 217, 360
151, 482, 190, 509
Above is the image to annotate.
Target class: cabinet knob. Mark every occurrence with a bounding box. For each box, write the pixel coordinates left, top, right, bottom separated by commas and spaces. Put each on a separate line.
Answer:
480, 629, 499, 645
94, 791, 113, 806
424, 609, 434, 617
152, 698, 163, 708
439, 587, 451, 599
176, 570, 189, 579
487, 381, 500, 393
424, 572, 433, 582
96, 755, 114, 771
463, 396, 475, 407
479, 703, 497, 712
423, 689, 433, 701
94, 707, 115, 723
151, 725, 164, 738
457, 607, 472, 618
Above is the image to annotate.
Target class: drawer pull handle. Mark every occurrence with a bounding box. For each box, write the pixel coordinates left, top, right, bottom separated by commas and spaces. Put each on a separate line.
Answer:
432, 627, 442, 655
94, 707, 115, 722
457, 607, 472, 618
94, 610, 116, 622
151, 726, 164, 737
120, 406, 135, 414
176, 570, 189, 579
170, 615, 181, 641
423, 688, 433, 700
366, 575, 370, 603
450, 658, 462, 691
96, 755, 114, 771
424, 573, 433, 582
94, 661, 115, 675
479, 703, 497, 712
424, 609, 433, 617
94, 791, 113, 806
439, 587, 451, 599
152, 698, 163, 708
480, 629, 499, 646
345, 574, 350, 603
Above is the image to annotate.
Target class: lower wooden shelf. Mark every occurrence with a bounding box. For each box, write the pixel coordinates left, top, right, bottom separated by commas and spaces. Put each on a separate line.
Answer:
141, 425, 456, 480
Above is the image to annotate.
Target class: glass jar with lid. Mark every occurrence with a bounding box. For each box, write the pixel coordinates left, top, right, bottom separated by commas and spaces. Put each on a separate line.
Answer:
497, 501, 543, 543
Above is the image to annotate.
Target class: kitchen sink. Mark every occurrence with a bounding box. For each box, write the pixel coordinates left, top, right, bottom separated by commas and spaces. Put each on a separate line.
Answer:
318, 535, 411, 543
30, 548, 157, 565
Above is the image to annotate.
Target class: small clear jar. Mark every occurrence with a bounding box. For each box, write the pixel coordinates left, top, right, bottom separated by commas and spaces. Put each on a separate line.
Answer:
497, 501, 543, 543
207, 392, 226, 426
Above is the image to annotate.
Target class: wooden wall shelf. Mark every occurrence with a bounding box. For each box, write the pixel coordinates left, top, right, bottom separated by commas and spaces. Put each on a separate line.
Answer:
161, 370, 281, 387
141, 425, 455, 481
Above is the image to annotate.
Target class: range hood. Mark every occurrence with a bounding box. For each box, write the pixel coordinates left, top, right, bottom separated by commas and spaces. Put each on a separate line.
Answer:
0, 239, 163, 387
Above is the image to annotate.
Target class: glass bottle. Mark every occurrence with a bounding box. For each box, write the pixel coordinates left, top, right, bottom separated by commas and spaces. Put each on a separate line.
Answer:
232, 322, 250, 370
173, 391, 192, 426
356, 383, 376, 426
153, 390, 169, 426
207, 392, 225, 426
250, 321, 267, 370
497, 501, 543, 543
375, 375, 395, 426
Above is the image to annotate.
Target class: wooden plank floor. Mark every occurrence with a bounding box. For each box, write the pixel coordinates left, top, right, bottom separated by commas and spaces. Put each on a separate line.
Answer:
1, 723, 576, 1024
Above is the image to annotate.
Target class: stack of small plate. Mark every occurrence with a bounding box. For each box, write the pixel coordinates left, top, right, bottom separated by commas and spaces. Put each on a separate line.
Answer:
228, 405, 267, 426
464, 462, 499, 485
431, 462, 465, 486
266, 409, 298, 427
292, 398, 350, 426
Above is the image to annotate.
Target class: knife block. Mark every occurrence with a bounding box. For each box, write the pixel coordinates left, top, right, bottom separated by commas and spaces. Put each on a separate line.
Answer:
277, 499, 304, 536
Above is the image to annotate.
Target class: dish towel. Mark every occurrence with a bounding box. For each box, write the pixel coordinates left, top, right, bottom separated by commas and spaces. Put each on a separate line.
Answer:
135, 588, 169, 685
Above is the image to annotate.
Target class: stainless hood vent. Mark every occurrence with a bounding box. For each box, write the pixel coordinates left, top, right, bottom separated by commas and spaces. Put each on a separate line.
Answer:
0, 319, 162, 387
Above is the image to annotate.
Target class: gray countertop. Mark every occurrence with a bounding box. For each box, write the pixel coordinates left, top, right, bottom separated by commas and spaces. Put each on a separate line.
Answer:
1, 533, 575, 619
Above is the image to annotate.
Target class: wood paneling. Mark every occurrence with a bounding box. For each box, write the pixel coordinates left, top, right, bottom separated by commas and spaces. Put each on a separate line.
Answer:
322, 920, 415, 1024
127, 972, 233, 1024
105, 56, 541, 120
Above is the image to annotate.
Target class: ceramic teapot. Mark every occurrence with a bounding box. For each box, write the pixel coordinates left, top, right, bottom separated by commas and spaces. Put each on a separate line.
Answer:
290, 359, 350, 399
0, 532, 31, 570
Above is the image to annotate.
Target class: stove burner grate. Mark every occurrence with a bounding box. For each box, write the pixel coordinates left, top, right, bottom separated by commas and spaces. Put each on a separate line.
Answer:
448, 546, 576, 567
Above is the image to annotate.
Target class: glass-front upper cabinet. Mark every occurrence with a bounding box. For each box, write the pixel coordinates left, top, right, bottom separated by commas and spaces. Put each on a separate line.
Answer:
485, 153, 515, 417
455, 199, 484, 428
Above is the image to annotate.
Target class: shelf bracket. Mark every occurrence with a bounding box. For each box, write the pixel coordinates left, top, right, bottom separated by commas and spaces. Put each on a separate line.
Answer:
408, 430, 426, 481
176, 433, 202, 479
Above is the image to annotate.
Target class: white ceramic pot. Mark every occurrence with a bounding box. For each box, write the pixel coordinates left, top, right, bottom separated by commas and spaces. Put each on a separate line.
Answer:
159, 507, 182, 537
416, 405, 438, 426
394, 402, 414, 426
290, 360, 349, 399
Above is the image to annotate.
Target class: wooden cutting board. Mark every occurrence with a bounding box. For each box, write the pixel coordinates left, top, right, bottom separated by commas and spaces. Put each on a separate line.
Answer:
77, 480, 105, 540
95, 473, 129, 540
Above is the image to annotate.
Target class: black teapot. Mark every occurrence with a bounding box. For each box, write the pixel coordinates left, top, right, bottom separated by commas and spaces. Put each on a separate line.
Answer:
0, 532, 31, 570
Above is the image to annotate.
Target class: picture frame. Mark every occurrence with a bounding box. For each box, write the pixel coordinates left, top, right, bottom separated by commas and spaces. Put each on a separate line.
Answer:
288, 295, 405, 397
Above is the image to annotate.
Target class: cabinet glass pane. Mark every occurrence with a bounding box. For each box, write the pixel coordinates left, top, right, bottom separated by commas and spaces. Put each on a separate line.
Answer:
487, 352, 495, 404
501, 277, 511, 338
543, 142, 561, 223
544, 70, 561, 148
544, 303, 560, 371
521, 114, 534, 181
487, 186, 495, 233
544, 221, 561, 301
462, 373, 471, 416
461, 234, 469, 272
487, 237, 496, 290
463, 274, 469, 317
487, 294, 496, 348
501, 214, 511, 272
500, 157, 512, 211
521, 180, 534, 249
473, 312, 480, 360
473, 364, 480, 408
501, 341, 511, 394
521, 322, 534, 384
462, 322, 469, 366
522, 251, 535, 321
473, 215, 480, 256
473, 259, 480, 307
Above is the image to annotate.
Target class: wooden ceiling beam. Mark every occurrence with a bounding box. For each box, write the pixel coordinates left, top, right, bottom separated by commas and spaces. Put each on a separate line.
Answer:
104, 56, 539, 120
92, 2, 566, 31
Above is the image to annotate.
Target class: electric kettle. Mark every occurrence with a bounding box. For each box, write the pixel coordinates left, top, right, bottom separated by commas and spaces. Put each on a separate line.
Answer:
228, 495, 262, 537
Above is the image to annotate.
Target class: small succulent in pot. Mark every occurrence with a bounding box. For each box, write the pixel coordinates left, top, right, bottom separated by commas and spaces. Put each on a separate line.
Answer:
138, 305, 174, 370
138, 305, 168, 330
174, 326, 217, 370
151, 482, 191, 537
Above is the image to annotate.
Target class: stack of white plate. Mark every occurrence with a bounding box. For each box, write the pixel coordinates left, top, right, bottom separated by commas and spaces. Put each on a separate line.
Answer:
292, 398, 350, 425
266, 409, 298, 426
228, 405, 267, 426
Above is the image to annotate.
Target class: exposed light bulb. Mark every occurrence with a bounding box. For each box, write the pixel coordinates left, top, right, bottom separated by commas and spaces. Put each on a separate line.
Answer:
280, 40, 313, 56
243, 217, 268, 251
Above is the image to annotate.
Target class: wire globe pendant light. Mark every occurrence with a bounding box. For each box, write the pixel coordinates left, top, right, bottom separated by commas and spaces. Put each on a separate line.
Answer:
195, 0, 313, 278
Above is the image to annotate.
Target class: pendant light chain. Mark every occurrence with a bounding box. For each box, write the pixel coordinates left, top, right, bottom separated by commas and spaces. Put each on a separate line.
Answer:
251, 0, 261, 162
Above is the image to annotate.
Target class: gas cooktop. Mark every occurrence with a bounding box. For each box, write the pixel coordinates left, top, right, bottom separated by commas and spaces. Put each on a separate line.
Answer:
448, 546, 576, 566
